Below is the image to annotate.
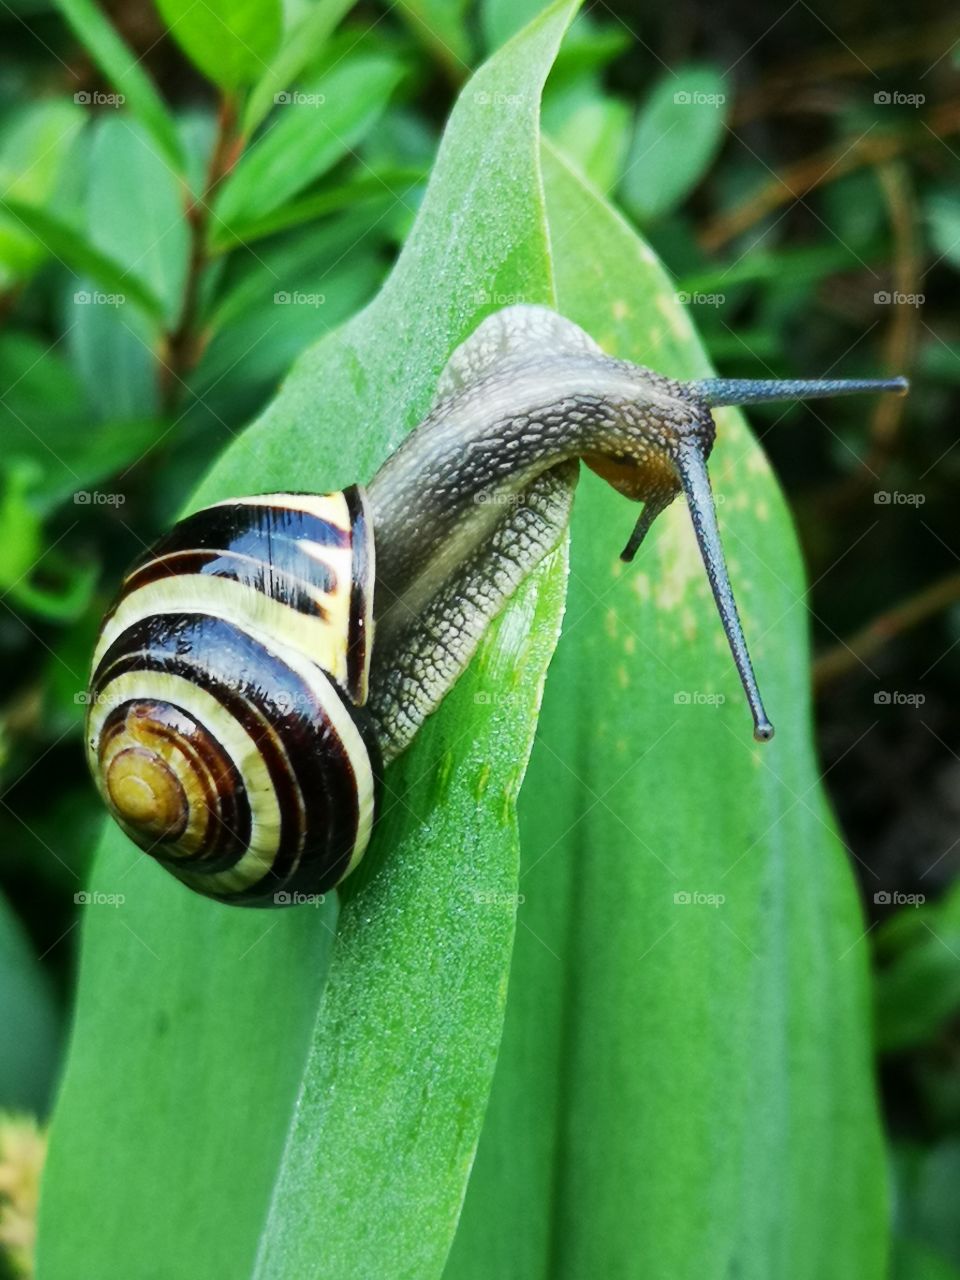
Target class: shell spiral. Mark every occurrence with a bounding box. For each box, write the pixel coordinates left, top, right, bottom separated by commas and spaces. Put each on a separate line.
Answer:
85, 488, 381, 906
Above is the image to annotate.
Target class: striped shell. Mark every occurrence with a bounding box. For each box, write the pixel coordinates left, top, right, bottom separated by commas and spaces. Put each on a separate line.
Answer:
85, 488, 381, 906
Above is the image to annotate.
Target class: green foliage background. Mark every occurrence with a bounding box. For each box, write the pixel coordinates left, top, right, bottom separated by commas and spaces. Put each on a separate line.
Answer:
0, 0, 957, 1277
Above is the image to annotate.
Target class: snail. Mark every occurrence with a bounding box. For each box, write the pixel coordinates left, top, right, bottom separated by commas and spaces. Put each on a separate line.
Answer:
84, 305, 907, 906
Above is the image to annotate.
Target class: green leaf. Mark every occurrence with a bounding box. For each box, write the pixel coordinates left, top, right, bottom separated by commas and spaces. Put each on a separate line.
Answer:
391, 0, 473, 79
0, 891, 60, 1114
0, 101, 84, 287
0, 332, 159, 512
446, 141, 887, 1279
482, 0, 550, 52
213, 53, 406, 233
543, 83, 631, 192
36, 5, 579, 1279
620, 64, 728, 223
85, 117, 190, 327
206, 164, 426, 252
0, 198, 165, 319
874, 882, 960, 1053
242, 0, 357, 137
54, 0, 184, 171
155, 0, 283, 90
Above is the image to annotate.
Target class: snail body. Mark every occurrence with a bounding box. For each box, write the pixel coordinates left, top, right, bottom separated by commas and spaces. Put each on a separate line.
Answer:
85, 305, 907, 905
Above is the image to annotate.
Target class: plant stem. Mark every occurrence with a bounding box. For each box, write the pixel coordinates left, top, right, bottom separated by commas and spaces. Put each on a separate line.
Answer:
161, 95, 240, 411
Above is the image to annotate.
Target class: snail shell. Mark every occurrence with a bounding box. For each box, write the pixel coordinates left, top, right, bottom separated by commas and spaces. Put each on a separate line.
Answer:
85, 489, 381, 906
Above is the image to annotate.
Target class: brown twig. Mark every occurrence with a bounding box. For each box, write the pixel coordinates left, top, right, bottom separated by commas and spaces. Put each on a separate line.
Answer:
813, 572, 960, 689
732, 20, 960, 125
160, 95, 240, 410
700, 100, 960, 253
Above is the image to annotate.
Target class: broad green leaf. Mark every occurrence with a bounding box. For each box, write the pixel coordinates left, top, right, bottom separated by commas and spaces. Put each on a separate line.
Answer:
446, 141, 886, 1279
0, 102, 83, 287
213, 53, 405, 233
620, 64, 728, 223
54, 0, 184, 171
0, 199, 164, 319
242, 0, 357, 137
86, 117, 190, 327
36, 5, 579, 1278
155, 0, 283, 90
0, 891, 59, 1115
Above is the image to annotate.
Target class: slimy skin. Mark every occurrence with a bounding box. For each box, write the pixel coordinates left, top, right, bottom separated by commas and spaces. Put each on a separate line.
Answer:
83, 304, 907, 905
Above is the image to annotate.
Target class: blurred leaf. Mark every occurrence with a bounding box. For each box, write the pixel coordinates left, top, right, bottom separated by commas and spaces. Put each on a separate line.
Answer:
677, 240, 887, 294
391, 0, 472, 77
85, 117, 189, 327
0, 891, 59, 1114
213, 53, 405, 233
0, 466, 96, 622
447, 139, 887, 1280
894, 1141, 960, 1276
242, 0, 356, 136
0, 332, 159, 511
193, 253, 383, 418
620, 65, 728, 224
54, 0, 184, 171
926, 190, 960, 272
207, 164, 426, 251
36, 6, 580, 1278
66, 285, 160, 423
482, 0, 549, 52
892, 1237, 960, 1280
543, 82, 630, 191
0, 199, 164, 319
155, 0, 283, 90
875, 882, 960, 1053
0, 101, 83, 287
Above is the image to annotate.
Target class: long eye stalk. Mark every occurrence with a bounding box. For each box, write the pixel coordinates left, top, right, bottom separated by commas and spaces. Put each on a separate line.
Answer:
676, 446, 775, 743
690, 375, 908, 407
